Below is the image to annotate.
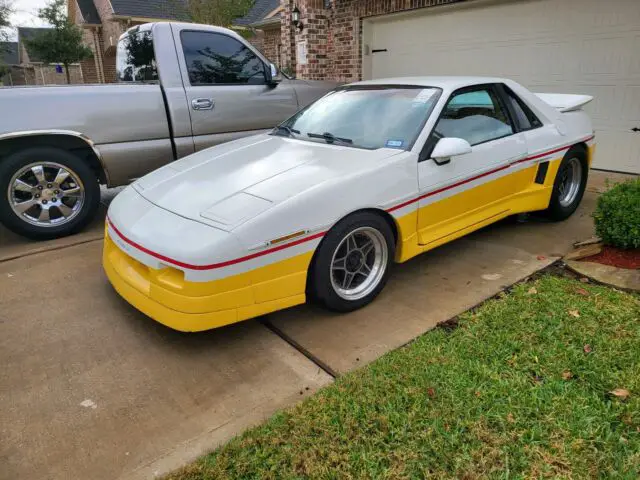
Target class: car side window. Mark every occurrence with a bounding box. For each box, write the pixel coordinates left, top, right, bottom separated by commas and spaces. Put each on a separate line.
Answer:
181, 31, 266, 86
503, 86, 543, 131
433, 87, 514, 146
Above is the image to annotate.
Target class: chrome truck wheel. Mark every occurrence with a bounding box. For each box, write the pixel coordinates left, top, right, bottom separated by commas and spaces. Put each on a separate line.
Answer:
8, 162, 85, 227
0, 147, 100, 240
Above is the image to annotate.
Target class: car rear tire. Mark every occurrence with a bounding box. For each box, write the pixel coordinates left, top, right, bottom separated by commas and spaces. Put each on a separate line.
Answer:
0, 147, 100, 240
543, 146, 588, 221
308, 212, 395, 312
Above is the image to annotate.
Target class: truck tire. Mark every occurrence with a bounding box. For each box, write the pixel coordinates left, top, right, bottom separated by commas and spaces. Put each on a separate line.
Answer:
0, 147, 101, 240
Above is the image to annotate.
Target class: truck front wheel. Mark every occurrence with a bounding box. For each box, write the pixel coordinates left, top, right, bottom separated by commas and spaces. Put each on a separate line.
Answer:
0, 147, 100, 240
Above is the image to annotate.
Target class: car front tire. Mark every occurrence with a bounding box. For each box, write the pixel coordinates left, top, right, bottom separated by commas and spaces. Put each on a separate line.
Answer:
308, 212, 395, 312
0, 147, 100, 240
543, 146, 588, 221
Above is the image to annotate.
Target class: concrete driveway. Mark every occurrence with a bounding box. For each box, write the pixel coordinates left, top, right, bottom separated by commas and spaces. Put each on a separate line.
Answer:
0, 172, 623, 480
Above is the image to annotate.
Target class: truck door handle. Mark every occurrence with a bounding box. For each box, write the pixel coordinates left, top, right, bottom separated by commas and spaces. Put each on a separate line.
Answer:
192, 98, 214, 111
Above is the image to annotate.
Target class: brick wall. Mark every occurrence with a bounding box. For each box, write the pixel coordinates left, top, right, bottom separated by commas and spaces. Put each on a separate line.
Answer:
282, 0, 465, 81
35, 64, 84, 84
0, 64, 83, 85
252, 26, 282, 66
102, 54, 117, 83
280, 0, 297, 75
94, 0, 123, 56
81, 28, 102, 83
81, 57, 100, 83
295, 1, 329, 80
0, 66, 36, 86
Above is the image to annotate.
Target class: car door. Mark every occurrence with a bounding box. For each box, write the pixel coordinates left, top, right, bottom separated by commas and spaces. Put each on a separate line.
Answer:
173, 26, 299, 151
416, 84, 527, 246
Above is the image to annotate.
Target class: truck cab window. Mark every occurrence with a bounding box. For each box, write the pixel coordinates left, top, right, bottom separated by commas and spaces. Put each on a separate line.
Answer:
181, 31, 266, 86
116, 31, 158, 82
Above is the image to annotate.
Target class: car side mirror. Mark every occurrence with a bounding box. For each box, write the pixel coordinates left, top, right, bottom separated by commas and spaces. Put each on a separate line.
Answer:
431, 137, 472, 165
266, 63, 282, 87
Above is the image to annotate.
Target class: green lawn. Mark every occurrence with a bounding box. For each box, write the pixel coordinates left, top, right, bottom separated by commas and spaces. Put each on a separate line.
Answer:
170, 274, 640, 479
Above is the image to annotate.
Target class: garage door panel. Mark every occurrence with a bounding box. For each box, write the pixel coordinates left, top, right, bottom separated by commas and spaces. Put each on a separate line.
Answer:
366, 0, 640, 173
595, 130, 640, 174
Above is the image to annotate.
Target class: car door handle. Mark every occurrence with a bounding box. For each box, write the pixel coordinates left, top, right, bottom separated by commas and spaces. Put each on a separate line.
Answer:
191, 98, 214, 111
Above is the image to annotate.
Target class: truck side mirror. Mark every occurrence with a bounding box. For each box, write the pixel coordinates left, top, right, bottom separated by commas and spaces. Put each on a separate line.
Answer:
266, 63, 282, 87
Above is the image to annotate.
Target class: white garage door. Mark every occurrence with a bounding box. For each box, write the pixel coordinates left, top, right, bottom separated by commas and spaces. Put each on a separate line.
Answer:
363, 0, 640, 174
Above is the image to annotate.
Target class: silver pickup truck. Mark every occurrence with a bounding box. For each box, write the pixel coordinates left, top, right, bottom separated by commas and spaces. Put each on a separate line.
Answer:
0, 22, 337, 239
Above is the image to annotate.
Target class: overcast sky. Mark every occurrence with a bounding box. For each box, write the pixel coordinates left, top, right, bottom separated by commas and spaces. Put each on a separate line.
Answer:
6, 0, 49, 40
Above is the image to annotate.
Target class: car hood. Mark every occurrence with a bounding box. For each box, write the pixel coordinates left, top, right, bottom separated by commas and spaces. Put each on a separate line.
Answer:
133, 134, 403, 231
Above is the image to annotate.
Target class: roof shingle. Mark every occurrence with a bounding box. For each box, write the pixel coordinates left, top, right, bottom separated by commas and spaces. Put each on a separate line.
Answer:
235, 0, 281, 26
18, 28, 54, 63
0, 42, 19, 65
109, 0, 190, 21
76, 0, 101, 24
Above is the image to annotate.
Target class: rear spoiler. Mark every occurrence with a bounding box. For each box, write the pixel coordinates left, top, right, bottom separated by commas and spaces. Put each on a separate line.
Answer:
535, 93, 594, 112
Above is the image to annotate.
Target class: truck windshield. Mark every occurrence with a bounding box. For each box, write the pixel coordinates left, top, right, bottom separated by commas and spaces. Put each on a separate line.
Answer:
116, 30, 158, 82
274, 87, 441, 150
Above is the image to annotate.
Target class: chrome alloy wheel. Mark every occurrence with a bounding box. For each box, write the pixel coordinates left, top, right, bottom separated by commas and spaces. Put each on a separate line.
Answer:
557, 157, 582, 207
8, 162, 85, 227
330, 226, 388, 301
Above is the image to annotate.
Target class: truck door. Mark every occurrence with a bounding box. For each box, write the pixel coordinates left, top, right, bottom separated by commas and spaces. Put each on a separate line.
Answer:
172, 26, 299, 151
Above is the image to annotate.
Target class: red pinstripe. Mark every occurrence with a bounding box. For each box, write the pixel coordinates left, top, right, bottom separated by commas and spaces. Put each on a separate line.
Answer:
107, 217, 325, 271
386, 135, 595, 213
108, 136, 594, 271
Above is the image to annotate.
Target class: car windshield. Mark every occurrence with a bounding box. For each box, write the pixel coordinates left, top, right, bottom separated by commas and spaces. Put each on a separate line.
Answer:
274, 87, 442, 150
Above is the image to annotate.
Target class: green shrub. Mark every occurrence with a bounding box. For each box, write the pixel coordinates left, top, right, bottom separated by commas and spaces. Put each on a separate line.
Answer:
593, 178, 640, 249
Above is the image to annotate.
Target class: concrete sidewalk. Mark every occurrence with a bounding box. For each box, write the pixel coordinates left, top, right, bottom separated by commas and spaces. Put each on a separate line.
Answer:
0, 171, 630, 479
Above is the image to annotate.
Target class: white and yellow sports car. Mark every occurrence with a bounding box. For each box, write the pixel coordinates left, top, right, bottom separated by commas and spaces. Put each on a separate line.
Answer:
104, 77, 595, 332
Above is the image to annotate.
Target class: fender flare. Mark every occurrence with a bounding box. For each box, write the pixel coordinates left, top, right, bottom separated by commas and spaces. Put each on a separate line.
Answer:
0, 129, 110, 185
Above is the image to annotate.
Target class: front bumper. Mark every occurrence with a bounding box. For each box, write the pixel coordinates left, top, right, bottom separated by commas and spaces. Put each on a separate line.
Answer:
103, 232, 308, 332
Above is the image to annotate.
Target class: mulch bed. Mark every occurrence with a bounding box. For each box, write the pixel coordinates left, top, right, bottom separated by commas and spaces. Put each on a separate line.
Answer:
581, 246, 640, 270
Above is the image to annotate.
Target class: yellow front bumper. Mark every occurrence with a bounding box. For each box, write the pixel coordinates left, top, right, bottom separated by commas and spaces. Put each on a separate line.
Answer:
102, 233, 308, 332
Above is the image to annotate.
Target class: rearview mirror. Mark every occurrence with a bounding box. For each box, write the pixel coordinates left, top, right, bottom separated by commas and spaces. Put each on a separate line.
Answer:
431, 137, 472, 165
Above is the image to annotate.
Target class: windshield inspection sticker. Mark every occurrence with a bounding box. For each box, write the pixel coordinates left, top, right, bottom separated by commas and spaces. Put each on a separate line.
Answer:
413, 88, 437, 104
385, 139, 404, 148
